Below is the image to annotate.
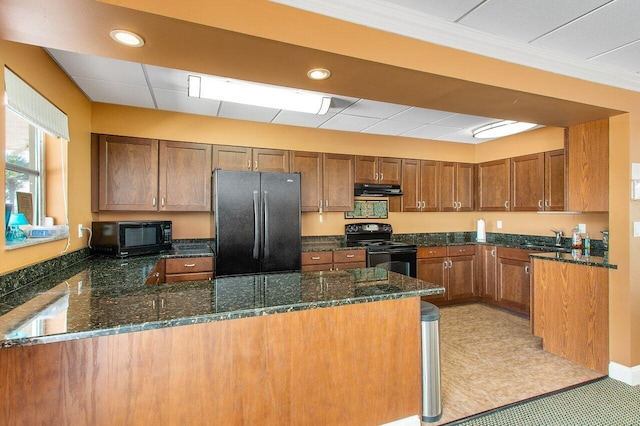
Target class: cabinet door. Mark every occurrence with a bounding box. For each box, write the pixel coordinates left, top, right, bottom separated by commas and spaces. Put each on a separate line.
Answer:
511, 153, 544, 211
545, 149, 566, 211
417, 257, 447, 303
439, 162, 456, 212
98, 135, 159, 211
480, 245, 497, 300
354, 156, 378, 184
253, 148, 290, 172
378, 157, 402, 185
497, 258, 531, 315
291, 151, 323, 212
212, 145, 251, 171
478, 159, 510, 211
566, 119, 608, 212
448, 255, 475, 300
420, 160, 439, 212
456, 163, 475, 212
323, 153, 354, 212
401, 159, 420, 212
159, 141, 212, 211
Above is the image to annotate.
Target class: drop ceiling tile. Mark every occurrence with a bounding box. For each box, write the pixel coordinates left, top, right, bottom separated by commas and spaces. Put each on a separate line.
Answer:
361, 119, 423, 136
532, 0, 640, 59
217, 102, 280, 122
72, 77, 154, 108
154, 89, 221, 116
434, 128, 484, 144
383, 0, 484, 22
145, 65, 191, 92
340, 99, 411, 118
401, 124, 462, 139
271, 110, 335, 127
47, 48, 147, 85
457, 0, 610, 43
328, 96, 360, 113
389, 107, 455, 124
431, 114, 497, 128
589, 40, 640, 72
320, 114, 381, 132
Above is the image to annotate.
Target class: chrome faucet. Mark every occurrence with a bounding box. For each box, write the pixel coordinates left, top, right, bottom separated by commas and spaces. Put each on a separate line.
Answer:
551, 229, 564, 246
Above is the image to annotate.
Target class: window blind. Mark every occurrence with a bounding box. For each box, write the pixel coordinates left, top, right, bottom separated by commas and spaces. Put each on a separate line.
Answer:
4, 67, 70, 141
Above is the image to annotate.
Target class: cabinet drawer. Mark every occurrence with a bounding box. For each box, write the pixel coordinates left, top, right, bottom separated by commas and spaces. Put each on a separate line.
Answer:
302, 251, 333, 265
417, 246, 447, 259
333, 249, 366, 264
165, 257, 213, 274
448, 245, 476, 257
497, 247, 533, 262
301, 263, 332, 272
165, 272, 214, 283
334, 261, 366, 270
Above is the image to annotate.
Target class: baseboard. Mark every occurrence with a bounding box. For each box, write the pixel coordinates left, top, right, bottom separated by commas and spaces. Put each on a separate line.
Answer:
609, 362, 640, 386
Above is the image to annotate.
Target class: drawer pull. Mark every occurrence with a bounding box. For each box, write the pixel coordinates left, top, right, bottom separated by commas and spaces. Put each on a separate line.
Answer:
184, 263, 196, 267
346, 254, 355, 258
311, 256, 321, 260
429, 250, 436, 254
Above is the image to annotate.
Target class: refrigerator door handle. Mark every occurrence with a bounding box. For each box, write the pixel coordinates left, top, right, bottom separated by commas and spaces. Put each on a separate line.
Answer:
253, 190, 260, 259
263, 190, 270, 258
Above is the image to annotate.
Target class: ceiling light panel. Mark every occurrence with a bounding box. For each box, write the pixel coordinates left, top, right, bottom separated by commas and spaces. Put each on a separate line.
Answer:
340, 99, 411, 118
320, 114, 381, 132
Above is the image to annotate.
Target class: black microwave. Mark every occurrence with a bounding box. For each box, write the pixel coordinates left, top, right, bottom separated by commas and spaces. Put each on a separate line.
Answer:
91, 221, 172, 257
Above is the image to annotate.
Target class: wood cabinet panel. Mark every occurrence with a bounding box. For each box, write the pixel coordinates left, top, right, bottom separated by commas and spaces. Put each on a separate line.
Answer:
418, 246, 475, 304
165, 257, 213, 274
456, 163, 475, 211
447, 245, 475, 257
480, 245, 497, 300
253, 148, 290, 172
511, 153, 544, 211
440, 162, 474, 212
478, 159, 510, 211
301, 251, 333, 266
401, 159, 438, 212
159, 141, 212, 211
566, 119, 609, 212
323, 153, 354, 212
439, 162, 456, 211
497, 258, 531, 315
333, 249, 366, 264
417, 257, 447, 303
448, 255, 475, 300
212, 145, 252, 171
290, 151, 323, 212
379, 157, 402, 185
165, 272, 213, 283
355, 156, 401, 185
544, 149, 566, 211
354, 156, 378, 184
97, 135, 159, 211
417, 246, 447, 258
420, 160, 439, 212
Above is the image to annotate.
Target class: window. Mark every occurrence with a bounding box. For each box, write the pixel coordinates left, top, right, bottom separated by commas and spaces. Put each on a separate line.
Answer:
5, 109, 45, 225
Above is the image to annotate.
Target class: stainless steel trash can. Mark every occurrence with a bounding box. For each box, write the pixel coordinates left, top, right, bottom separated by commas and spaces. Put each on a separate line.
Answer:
421, 301, 442, 422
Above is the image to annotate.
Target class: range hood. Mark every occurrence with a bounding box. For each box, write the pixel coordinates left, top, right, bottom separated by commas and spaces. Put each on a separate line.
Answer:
354, 183, 403, 197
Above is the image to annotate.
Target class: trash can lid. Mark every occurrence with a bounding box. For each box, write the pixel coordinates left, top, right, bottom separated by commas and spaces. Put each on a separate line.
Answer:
421, 301, 440, 321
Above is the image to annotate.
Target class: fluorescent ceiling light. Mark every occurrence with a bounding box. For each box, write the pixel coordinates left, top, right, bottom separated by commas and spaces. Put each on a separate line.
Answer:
473, 120, 537, 139
188, 75, 331, 115
109, 30, 145, 47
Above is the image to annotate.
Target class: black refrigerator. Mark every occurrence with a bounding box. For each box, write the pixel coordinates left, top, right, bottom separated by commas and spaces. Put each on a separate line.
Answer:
213, 169, 302, 277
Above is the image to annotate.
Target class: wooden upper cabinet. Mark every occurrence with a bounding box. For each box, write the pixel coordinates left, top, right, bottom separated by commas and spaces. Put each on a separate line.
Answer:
478, 159, 510, 211
159, 141, 212, 211
96, 135, 159, 211
544, 149, 566, 211
290, 151, 323, 212
510, 153, 544, 211
212, 145, 289, 172
440, 162, 474, 212
566, 119, 609, 212
355, 156, 401, 185
401, 159, 438, 212
323, 153, 355, 212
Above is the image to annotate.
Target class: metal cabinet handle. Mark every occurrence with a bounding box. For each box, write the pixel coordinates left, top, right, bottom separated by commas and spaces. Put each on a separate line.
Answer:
525, 265, 530, 275
538, 200, 543, 208
429, 250, 436, 254
490, 248, 496, 257
449, 260, 453, 268
184, 263, 196, 267
380, 173, 383, 180
161, 197, 165, 207
254, 160, 258, 170
152, 197, 157, 207
504, 200, 509, 209
545, 199, 550, 208
346, 254, 355, 258
325, 200, 328, 208
417, 201, 421, 208
443, 260, 448, 269
422, 201, 426, 208
311, 256, 321, 260
375, 172, 379, 181
247, 160, 251, 170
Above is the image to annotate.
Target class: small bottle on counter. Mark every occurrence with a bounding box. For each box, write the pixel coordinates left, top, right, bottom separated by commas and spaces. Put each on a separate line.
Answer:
571, 226, 582, 249
584, 233, 590, 257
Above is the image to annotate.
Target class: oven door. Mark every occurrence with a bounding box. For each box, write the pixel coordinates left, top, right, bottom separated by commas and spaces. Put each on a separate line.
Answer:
367, 249, 417, 278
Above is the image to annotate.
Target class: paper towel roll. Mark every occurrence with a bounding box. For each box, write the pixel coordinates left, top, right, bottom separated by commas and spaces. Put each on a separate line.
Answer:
477, 219, 486, 242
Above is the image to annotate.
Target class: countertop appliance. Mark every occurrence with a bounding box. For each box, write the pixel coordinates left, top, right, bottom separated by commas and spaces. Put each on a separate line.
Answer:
214, 169, 302, 277
345, 223, 417, 277
354, 183, 402, 196
91, 221, 172, 257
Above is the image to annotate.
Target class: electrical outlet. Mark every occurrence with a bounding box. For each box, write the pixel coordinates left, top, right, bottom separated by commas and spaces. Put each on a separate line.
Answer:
78, 224, 83, 238
497, 220, 503, 229
578, 223, 586, 233
634, 222, 640, 238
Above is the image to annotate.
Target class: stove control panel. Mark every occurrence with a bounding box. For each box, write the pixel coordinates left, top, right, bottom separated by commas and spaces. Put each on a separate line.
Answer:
345, 223, 392, 234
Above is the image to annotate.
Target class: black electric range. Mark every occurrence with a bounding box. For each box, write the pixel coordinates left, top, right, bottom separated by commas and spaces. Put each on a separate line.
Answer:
345, 223, 417, 277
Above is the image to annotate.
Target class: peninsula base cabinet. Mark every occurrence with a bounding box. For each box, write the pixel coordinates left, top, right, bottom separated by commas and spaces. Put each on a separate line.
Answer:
532, 258, 609, 373
480, 246, 533, 317
418, 245, 475, 305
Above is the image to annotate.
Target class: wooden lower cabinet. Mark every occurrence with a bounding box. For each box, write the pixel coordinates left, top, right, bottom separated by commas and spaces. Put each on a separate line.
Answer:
495, 247, 532, 316
418, 245, 475, 305
480, 245, 497, 300
165, 257, 214, 283
301, 249, 366, 272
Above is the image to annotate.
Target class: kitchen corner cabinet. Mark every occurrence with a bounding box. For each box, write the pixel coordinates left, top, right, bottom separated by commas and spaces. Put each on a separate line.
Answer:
355, 156, 402, 185
566, 118, 609, 212
440, 162, 474, 212
401, 159, 439, 212
291, 151, 354, 212
478, 159, 510, 211
92, 135, 212, 212
496, 247, 532, 316
212, 145, 290, 172
418, 245, 475, 305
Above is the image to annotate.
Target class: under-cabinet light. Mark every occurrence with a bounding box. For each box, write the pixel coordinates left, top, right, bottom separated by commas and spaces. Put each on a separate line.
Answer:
473, 120, 536, 139
188, 75, 332, 115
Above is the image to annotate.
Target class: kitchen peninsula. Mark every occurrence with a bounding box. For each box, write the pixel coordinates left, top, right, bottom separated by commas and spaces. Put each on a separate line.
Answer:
0, 254, 443, 425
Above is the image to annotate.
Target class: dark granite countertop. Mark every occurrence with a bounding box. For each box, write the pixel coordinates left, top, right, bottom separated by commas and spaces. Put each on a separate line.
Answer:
529, 251, 616, 269
0, 255, 443, 348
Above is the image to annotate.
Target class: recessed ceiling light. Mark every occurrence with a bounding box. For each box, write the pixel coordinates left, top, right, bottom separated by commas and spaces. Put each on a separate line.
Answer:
473, 120, 537, 139
307, 68, 331, 80
109, 30, 145, 47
